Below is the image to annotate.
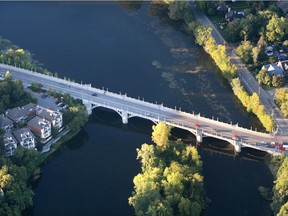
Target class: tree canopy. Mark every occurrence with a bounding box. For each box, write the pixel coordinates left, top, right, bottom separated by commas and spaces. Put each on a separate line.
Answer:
275, 88, 288, 117
129, 122, 205, 216
272, 157, 288, 215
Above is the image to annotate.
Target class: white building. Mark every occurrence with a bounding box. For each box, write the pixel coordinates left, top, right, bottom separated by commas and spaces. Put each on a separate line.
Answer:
13, 128, 35, 149
3, 133, 18, 156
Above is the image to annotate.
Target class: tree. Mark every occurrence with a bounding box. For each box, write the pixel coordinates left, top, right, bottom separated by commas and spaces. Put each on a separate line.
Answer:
4, 70, 11, 80
239, 14, 260, 40
210, 45, 237, 81
129, 123, 204, 216
0, 165, 13, 189
278, 202, 288, 216
194, 25, 212, 46
256, 69, 271, 86
168, 0, 189, 20
195, 1, 216, 16
275, 88, 288, 117
236, 41, 253, 64
152, 122, 172, 151
272, 157, 288, 215
272, 75, 285, 87
225, 20, 241, 43
252, 46, 261, 64
266, 16, 287, 43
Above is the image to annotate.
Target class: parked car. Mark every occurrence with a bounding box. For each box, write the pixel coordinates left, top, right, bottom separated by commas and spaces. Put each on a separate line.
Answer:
266, 51, 274, 56
278, 54, 287, 61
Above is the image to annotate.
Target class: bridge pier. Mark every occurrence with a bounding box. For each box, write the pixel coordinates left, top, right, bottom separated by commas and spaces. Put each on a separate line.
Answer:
233, 140, 241, 153
82, 99, 92, 115
121, 111, 128, 124
196, 130, 203, 143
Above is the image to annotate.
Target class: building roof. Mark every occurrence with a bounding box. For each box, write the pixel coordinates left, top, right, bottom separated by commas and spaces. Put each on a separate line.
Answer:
37, 108, 61, 122
262, 63, 284, 76
13, 127, 35, 143
0, 115, 13, 128
27, 116, 50, 130
6, 103, 37, 122
278, 60, 288, 72
3, 133, 17, 146
225, 10, 245, 21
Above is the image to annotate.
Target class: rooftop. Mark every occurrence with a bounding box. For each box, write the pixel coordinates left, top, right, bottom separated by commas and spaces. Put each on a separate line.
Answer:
13, 127, 35, 143
27, 116, 51, 129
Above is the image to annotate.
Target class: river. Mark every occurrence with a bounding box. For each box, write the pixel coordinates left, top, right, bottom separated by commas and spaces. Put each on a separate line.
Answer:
0, 2, 273, 216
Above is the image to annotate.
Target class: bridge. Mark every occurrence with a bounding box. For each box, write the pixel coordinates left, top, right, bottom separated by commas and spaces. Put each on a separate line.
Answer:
0, 63, 287, 156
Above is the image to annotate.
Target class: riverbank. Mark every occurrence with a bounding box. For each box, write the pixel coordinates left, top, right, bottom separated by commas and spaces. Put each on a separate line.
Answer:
0, 40, 89, 214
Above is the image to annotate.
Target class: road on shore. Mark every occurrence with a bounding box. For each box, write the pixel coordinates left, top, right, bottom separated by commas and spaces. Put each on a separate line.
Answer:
193, 6, 288, 137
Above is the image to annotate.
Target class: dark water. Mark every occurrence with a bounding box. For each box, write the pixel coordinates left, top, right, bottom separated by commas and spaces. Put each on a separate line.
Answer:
0, 2, 273, 216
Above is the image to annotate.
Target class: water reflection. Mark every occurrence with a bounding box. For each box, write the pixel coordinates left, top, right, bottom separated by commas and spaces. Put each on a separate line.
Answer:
65, 129, 89, 150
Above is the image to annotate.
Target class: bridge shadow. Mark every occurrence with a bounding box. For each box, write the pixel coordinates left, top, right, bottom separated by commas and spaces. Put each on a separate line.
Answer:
90, 108, 270, 161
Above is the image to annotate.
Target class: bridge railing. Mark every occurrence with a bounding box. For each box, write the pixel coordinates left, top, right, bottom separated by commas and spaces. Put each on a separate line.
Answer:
0, 63, 273, 139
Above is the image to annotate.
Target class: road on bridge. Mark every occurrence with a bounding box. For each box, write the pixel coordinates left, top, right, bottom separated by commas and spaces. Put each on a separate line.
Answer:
1, 64, 287, 155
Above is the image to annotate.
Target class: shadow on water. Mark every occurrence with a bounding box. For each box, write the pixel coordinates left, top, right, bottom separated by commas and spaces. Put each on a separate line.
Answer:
65, 129, 90, 150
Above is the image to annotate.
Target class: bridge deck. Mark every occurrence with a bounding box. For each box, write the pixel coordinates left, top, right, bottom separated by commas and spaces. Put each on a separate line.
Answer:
0, 63, 287, 155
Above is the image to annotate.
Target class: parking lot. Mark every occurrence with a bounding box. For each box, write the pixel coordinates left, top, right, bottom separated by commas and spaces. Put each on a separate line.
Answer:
27, 89, 59, 110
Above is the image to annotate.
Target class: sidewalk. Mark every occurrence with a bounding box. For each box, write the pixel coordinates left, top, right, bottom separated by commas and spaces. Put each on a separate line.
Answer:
40, 127, 70, 153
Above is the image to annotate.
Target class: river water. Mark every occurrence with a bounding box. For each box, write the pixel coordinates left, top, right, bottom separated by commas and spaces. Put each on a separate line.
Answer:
0, 2, 273, 216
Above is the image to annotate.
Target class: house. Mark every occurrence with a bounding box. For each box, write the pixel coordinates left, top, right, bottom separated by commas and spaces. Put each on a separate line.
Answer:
5, 103, 37, 124
0, 115, 13, 132
262, 63, 284, 77
13, 127, 35, 149
27, 116, 51, 141
277, 60, 288, 74
37, 107, 63, 129
3, 133, 17, 156
225, 9, 245, 22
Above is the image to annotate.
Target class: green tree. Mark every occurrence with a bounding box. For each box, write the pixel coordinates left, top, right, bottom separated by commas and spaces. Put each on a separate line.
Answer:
152, 122, 172, 151
168, 0, 189, 20
195, 1, 216, 16
236, 41, 253, 64
272, 157, 288, 215
0, 165, 13, 189
4, 71, 11, 80
275, 88, 288, 117
256, 69, 271, 86
129, 123, 204, 216
252, 46, 261, 64
210, 45, 237, 81
194, 25, 212, 46
278, 202, 288, 216
266, 16, 287, 42
272, 75, 285, 87
239, 14, 260, 40
225, 20, 241, 43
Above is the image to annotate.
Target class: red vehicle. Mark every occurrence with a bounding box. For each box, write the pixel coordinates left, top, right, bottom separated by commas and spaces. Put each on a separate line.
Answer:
279, 144, 285, 151
232, 134, 239, 140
